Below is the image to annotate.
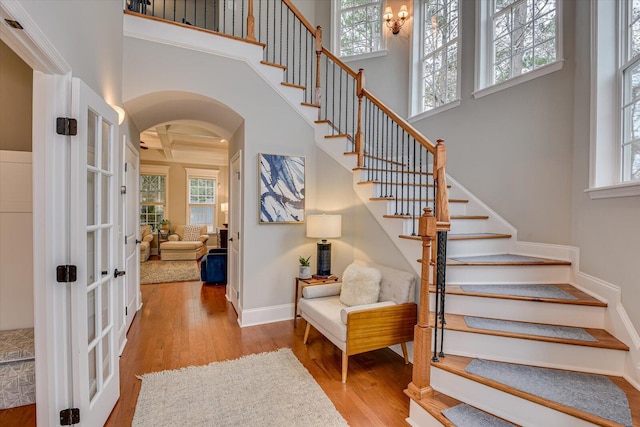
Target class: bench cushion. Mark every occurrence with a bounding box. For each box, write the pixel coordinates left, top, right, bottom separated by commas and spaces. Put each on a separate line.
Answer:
298, 297, 346, 342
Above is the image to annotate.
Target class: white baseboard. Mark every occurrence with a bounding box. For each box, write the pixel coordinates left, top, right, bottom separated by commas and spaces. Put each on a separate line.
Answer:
238, 303, 294, 327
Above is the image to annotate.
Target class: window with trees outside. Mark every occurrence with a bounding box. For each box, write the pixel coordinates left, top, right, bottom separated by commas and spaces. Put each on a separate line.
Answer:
415, 0, 460, 114
186, 169, 218, 233
140, 174, 166, 231
335, 0, 383, 58
476, 0, 561, 94
622, 0, 640, 183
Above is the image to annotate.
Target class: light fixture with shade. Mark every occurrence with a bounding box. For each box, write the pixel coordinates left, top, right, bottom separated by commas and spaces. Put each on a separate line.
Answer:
220, 202, 229, 227
306, 214, 342, 278
383, 4, 409, 35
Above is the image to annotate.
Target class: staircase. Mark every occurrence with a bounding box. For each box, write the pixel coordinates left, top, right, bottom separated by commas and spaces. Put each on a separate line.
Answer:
0, 328, 35, 410
124, 3, 640, 425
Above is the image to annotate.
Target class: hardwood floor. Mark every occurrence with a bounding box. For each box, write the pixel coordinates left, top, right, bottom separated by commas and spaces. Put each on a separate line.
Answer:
0, 277, 412, 426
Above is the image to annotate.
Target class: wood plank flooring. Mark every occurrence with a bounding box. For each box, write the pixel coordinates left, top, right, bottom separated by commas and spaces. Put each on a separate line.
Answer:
0, 276, 412, 426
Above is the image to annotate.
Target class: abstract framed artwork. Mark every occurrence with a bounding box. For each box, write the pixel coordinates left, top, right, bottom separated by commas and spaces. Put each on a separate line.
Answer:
258, 153, 305, 224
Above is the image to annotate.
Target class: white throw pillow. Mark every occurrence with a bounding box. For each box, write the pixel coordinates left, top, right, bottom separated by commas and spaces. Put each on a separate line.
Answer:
339, 263, 382, 307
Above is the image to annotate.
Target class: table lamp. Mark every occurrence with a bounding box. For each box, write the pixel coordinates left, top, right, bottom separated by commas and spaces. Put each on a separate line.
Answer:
306, 214, 342, 278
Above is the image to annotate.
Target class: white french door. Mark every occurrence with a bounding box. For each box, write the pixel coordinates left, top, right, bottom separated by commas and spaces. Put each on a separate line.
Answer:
122, 139, 139, 337
228, 151, 242, 314
70, 78, 120, 426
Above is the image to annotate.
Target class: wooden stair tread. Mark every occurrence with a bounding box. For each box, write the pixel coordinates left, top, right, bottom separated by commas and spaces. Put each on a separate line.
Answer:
260, 60, 286, 70
433, 283, 607, 307
431, 312, 629, 351
281, 81, 305, 90
404, 390, 461, 427
447, 254, 570, 266
401, 232, 510, 242
432, 354, 640, 427
325, 133, 350, 139
370, 197, 469, 203
385, 214, 489, 220
354, 167, 432, 176
357, 180, 449, 188
301, 102, 320, 108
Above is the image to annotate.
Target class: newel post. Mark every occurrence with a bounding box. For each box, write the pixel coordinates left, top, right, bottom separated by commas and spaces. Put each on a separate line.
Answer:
246, 0, 256, 41
355, 68, 365, 168
406, 207, 437, 400
315, 26, 323, 116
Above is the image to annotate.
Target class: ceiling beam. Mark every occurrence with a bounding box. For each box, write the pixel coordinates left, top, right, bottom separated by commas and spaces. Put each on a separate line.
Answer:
155, 125, 173, 160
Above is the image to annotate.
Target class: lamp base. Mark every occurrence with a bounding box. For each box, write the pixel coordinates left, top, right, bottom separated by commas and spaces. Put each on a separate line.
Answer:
316, 240, 332, 277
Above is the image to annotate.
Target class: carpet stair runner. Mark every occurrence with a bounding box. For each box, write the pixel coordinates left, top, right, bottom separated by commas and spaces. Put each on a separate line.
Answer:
0, 328, 35, 410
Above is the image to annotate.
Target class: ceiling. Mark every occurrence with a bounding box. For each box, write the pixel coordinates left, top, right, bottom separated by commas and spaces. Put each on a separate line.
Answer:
124, 91, 243, 167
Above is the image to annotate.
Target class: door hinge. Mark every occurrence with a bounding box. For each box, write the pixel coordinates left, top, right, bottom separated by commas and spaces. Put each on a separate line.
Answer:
121, 185, 127, 194
59, 407, 80, 425
125, 162, 128, 172
125, 306, 128, 316
124, 235, 128, 245
56, 117, 78, 136
56, 265, 77, 283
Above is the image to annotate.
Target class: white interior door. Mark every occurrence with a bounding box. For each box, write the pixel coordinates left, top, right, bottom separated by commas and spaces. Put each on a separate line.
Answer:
70, 78, 120, 426
228, 151, 242, 313
122, 140, 139, 336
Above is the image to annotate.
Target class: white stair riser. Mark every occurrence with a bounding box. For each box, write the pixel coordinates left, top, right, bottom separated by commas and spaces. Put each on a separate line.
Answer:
385, 200, 468, 216
372, 183, 433, 199
434, 294, 605, 328
445, 238, 514, 258
431, 368, 596, 427
400, 217, 488, 235
442, 330, 626, 375
358, 170, 433, 184
446, 264, 571, 284
407, 400, 446, 427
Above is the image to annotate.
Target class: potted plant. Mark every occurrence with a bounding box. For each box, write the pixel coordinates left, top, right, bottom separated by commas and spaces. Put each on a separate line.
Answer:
298, 255, 312, 279
160, 219, 171, 231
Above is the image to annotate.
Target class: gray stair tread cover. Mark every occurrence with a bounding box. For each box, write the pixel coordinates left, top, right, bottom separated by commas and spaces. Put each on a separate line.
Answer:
464, 316, 597, 342
466, 359, 632, 427
459, 284, 577, 300
442, 403, 516, 427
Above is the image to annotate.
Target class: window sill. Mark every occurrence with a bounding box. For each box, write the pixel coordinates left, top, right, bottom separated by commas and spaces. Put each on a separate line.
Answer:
340, 50, 388, 63
408, 100, 461, 123
473, 60, 565, 99
585, 181, 640, 199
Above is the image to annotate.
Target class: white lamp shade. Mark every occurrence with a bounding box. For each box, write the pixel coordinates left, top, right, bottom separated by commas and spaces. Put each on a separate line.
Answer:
306, 214, 342, 239
398, 5, 409, 19
383, 6, 394, 20
220, 202, 229, 212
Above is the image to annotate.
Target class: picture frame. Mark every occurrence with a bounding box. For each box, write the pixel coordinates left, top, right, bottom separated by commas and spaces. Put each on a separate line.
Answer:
258, 153, 305, 224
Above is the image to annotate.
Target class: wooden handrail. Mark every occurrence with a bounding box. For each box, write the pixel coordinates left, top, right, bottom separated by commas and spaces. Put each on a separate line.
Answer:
282, 0, 317, 34
361, 88, 437, 155
321, 47, 360, 79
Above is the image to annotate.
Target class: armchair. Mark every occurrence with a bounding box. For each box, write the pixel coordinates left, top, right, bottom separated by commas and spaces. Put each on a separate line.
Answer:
139, 225, 153, 262
159, 225, 209, 261
298, 261, 417, 383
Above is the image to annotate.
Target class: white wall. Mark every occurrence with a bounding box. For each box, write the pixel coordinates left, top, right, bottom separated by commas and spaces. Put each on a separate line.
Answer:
0, 151, 33, 329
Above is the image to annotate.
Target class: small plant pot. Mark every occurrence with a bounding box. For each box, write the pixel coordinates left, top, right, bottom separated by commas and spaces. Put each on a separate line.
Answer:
299, 265, 311, 279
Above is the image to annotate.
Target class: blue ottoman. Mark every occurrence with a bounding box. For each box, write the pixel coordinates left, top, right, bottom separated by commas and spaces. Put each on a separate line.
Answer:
200, 248, 227, 284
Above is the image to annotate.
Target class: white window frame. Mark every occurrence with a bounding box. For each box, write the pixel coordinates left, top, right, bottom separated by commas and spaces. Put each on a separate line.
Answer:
332, 0, 386, 61
409, 0, 461, 120
586, 0, 640, 198
474, 0, 564, 99
185, 168, 218, 233
140, 164, 170, 230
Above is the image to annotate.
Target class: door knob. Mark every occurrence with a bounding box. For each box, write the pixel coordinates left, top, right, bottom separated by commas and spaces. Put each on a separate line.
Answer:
113, 269, 126, 278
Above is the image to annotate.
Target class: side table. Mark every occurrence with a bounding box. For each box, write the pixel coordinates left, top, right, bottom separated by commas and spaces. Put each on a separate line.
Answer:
157, 229, 170, 255
294, 276, 339, 327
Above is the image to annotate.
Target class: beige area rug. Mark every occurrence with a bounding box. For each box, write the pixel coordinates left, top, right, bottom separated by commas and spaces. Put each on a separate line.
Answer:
140, 260, 200, 285
132, 348, 348, 427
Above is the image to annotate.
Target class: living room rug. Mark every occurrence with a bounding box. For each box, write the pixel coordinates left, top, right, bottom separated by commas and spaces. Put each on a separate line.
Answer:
140, 260, 200, 285
132, 348, 348, 427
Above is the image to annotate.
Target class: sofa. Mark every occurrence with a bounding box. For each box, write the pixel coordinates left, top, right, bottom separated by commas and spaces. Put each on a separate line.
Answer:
298, 261, 417, 383
139, 225, 154, 262
200, 248, 227, 284
159, 225, 209, 261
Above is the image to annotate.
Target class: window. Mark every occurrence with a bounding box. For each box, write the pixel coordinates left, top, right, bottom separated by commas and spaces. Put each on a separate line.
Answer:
476, 0, 562, 95
412, 0, 460, 116
621, 0, 640, 183
140, 165, 169, 231
186, 168, 218, 233
334, 0, 384, 58
587, 0, 640, 198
